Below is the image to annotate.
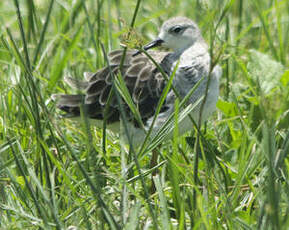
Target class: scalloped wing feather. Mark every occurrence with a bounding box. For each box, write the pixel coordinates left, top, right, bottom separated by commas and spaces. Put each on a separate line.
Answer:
53, 50, 172, 125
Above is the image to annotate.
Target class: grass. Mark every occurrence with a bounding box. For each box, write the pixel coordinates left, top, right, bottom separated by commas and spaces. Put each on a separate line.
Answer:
0, 0, 289, 229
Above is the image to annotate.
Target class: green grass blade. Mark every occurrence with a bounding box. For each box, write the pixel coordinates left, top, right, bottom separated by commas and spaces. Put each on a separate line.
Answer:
33, 0, 55, 66
49, 28, 82, 90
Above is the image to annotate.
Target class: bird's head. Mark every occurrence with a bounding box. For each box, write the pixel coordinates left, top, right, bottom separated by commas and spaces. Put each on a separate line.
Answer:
143, 17, 203, 53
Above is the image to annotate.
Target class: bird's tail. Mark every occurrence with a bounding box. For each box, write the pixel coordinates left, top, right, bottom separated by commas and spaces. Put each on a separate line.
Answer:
51, 94, 84, 117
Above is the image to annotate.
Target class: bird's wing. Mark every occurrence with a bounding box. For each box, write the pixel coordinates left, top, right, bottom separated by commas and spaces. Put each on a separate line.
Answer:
52, 49, 173, 126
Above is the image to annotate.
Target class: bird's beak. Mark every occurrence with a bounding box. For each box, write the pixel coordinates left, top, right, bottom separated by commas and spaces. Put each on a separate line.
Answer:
133, 38, 164, 56
143, 38, 164, 51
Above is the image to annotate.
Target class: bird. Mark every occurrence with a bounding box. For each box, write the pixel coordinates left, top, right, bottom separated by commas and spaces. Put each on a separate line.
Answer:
52, 16, 222, 149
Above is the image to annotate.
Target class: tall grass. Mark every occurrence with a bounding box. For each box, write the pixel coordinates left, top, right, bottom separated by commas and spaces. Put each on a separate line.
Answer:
0, 0, 289, 229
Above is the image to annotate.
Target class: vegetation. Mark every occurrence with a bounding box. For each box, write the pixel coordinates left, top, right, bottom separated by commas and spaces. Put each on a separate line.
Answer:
0, 0, 289, 229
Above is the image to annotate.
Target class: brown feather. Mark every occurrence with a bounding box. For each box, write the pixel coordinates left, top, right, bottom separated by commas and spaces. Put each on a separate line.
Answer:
126, 62, 146, 76
86, 80, 106, 95
138, 65, 152, 81
54, 49, 173, 125
99, 86, 112, 106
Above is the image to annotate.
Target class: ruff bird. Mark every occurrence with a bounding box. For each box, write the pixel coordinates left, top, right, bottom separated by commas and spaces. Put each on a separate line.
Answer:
52, 17, 222, 148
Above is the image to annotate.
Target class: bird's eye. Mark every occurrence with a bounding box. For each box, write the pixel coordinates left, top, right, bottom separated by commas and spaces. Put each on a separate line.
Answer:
170, 26, 183, 34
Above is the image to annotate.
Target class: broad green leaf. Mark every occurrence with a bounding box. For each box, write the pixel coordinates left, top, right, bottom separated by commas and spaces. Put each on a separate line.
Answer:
280, 69, 289, 86
247, 49, 284, 94
217, 99, 238, 116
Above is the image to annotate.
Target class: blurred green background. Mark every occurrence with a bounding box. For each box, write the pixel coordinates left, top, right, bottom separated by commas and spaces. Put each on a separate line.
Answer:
0, 0, 289, 229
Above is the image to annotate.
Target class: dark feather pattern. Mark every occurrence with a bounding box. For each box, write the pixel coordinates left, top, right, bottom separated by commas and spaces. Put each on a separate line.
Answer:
53, 50, 174, 126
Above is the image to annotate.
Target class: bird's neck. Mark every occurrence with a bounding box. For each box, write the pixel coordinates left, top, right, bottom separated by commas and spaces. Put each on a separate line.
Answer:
174, 39, 208, 58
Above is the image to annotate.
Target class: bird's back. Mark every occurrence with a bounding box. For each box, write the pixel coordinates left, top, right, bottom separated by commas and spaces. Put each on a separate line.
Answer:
52, 49, 174, 128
